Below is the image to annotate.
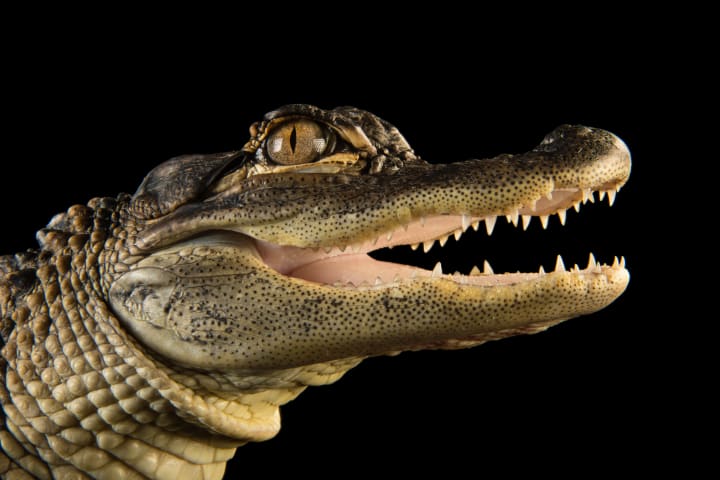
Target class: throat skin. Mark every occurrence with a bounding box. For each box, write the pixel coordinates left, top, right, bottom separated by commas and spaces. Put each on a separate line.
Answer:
0, 104, 630, 479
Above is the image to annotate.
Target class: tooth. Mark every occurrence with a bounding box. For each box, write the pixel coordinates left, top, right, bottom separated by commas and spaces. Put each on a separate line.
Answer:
420, 216, 426, 227
507, 211, 519, 227
612, 256, 620, 267
557, 210, 567, 226
323, 246, 333, 253
607, 190, 617, 206
582, 189, 593, 203
526, 199, 537, 211
410, 243, 420, 251
339, 245, 347, 252
572, 264, 580, 272
453, 230, 462, 241
386, 231, 394, 241
352, 243, 362, 253
483, 260, 494, 275
587, 253, 597, 269
374, 277, 383, 286
439, 235, 449, 247
546, 192, 553, 201
462, 214, 471, 231
538, 265, 545, 274
539, 215, 549, 229
372, 236, 379, 246
470, 265, 481, 276
423, 240, 434, 253
484, 216, 496, 235
432, 262, 443, 277
393, 274, 401, 283
620, 256, 626, 267
573, 202, 582, 213
522, 215, 532, 230
598, 191, 607, 202
471, 221, 480, 231
555, 255, 566, 272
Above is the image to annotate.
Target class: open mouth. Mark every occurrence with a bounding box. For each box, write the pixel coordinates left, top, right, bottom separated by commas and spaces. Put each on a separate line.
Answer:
252, 184, 626, 289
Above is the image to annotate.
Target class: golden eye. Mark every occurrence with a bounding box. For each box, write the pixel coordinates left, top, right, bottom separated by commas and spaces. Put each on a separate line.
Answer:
265, 120, 330, 165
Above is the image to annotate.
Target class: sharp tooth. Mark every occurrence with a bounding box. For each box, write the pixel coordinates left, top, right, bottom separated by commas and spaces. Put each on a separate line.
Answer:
462, 214, 471, 231
607, 190, 617, 206
469, 221, 478, 231
432, 262, 443, 277
470, 265, 481, 276
338, 245, 347, 252
483, 260, 494, 275
423, 240, 435, 253
374, 277, 383, 286
386, 231, 394, 241
587, 253, 597, 269
439, 235, 449, 247
620, 256, 626, 267
526, 199, 537, 211
598, 191, 607, 202
582, 189, 592, 203
573, 201, 582, 213
410, 243, 420, 251
557, 209, 567, 225
613, 256, 620, 267
572, 264, 580, 272
453, 230, 463, 241
522, 215, 532, 230
484, 216, 496, 235
555, 255, 566, 272
538, 265, 545, 274
539, 215, 549, 229
323, 246, 333, 253
506, 211, 519, 226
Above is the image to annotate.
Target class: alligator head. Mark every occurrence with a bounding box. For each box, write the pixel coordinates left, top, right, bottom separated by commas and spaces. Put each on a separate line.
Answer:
0, 104, 630, 479
113, 104, 630, 371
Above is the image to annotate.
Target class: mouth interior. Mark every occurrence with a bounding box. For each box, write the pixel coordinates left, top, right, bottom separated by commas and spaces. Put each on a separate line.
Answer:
253, 186, 623, 288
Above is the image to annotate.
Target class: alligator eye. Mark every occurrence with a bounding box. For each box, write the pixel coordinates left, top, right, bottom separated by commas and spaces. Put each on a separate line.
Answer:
265, 120, 331, 165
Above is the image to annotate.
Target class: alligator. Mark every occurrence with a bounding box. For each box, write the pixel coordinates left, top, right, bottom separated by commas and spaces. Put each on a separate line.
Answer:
0, 104, 630, 479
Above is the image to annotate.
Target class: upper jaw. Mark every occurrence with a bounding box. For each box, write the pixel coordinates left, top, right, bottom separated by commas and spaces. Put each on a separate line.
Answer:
134, 124, 630, 253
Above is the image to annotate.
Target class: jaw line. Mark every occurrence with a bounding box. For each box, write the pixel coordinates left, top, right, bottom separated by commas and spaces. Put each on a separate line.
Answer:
252, 191, 626, 289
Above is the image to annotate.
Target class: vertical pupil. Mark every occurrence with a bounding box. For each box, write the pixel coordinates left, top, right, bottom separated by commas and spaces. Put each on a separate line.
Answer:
289, 125, 297, 153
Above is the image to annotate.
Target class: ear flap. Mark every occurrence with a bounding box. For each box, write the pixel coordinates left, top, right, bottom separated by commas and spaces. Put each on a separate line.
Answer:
130, 151, 242, 219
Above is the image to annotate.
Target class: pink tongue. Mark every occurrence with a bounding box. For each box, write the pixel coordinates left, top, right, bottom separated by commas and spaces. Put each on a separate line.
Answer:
290, 255, 427, 285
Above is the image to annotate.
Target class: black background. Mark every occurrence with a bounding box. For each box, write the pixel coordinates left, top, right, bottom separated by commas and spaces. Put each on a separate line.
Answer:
1, 31, 683, 477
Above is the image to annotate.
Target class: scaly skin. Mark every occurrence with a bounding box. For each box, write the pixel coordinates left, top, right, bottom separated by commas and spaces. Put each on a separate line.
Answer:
1, 105, 631, 479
